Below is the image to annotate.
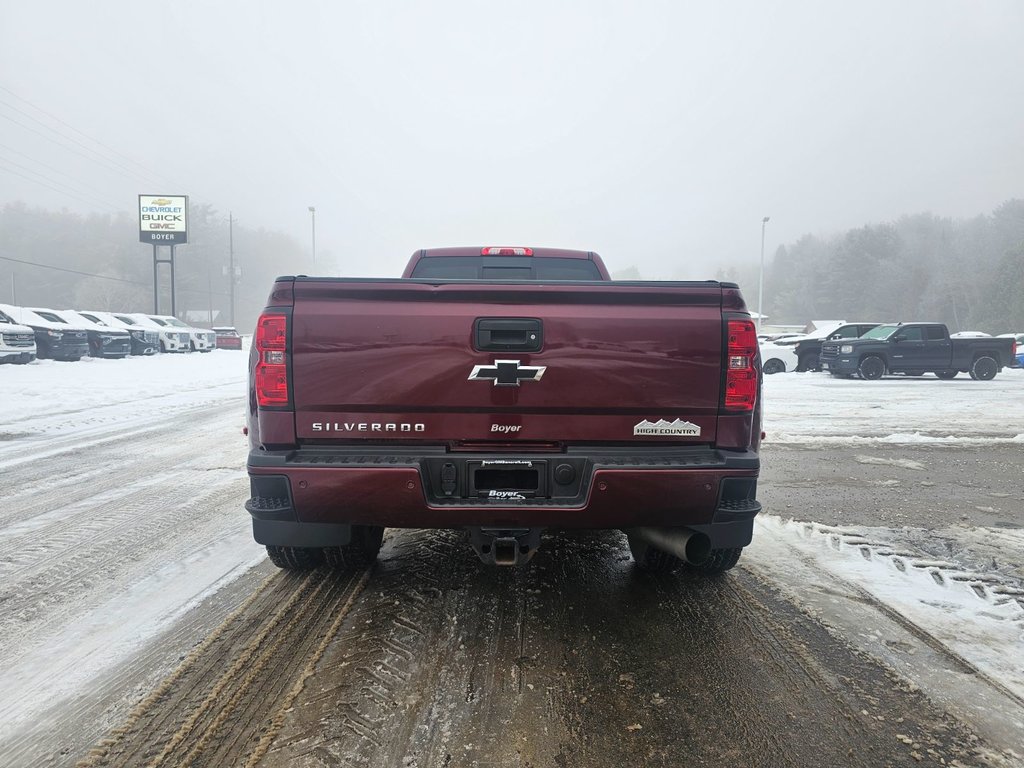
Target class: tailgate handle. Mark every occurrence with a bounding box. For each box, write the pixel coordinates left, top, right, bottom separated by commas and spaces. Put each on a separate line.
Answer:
474, 318, 543, 352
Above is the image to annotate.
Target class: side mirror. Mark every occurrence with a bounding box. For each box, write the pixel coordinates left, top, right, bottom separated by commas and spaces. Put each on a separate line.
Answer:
891, 336, 903, 343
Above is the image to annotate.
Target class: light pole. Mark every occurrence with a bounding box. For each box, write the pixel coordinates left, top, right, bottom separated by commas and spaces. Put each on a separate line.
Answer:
228, 212, 236, 326
308, 206, 316, 264
757, 216, 770, 333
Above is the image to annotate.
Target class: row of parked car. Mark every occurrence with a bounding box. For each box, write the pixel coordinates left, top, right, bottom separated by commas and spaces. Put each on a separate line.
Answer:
757, 321, 1019, 376
0, 302, 243, 364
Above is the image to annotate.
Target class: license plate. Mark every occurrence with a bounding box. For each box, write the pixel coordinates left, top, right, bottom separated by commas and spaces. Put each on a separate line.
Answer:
821, 362, 830, 370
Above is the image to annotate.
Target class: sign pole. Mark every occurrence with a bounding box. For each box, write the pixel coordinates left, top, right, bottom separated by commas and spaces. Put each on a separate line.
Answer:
170, 244, 177, 317
153, 244, 159, 313
229, 212, 235, 326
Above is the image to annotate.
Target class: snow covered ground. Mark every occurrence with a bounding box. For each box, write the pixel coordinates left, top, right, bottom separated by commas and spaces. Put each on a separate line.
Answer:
0, 348, 248, 456
762, 366, 1024, 444
0, 354, 1021, 759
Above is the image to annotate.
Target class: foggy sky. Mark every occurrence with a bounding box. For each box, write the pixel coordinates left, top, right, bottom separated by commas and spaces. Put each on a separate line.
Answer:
2, 0, 1023, 280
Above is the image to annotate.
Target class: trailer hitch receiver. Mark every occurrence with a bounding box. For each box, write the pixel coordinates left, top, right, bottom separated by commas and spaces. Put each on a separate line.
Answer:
468, 527, 543, 566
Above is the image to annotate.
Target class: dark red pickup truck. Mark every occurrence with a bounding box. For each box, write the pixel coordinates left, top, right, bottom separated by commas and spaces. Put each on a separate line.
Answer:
246, 247, 762, 575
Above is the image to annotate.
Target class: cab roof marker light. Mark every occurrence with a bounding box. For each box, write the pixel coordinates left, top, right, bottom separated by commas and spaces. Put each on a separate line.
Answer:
481, 247, 534, 256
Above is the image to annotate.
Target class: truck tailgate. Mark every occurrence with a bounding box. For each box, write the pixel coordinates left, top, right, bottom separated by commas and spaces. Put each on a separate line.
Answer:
289, 280, 725, 445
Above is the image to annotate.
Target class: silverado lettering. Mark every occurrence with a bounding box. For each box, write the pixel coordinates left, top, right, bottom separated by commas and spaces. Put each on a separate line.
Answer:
247, 246, 762, 573
311, 422, 426, 432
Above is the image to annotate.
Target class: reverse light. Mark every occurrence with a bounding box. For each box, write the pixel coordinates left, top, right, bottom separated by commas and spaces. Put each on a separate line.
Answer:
481, 246, 534, 256
725, 318, 758, 411
255, 313, 289, 406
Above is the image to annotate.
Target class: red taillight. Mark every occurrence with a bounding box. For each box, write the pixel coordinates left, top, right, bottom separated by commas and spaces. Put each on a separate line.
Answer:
481, 246, 534, 256
255, 313, 289, 406
725, 318, 758, 411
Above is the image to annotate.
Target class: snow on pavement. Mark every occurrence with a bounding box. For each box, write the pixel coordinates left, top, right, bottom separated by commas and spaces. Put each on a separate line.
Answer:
0, 348, 257, 745
762, 367, 1024, 444
755, 366, 1024, 748
753, 517, 1024, 697
0, 348, 1022, 753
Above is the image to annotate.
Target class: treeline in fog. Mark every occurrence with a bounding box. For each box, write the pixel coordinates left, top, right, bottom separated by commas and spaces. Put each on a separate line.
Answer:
763, 199, 1024, 333
3, 199, 1023, 335
0, 202, 314, 331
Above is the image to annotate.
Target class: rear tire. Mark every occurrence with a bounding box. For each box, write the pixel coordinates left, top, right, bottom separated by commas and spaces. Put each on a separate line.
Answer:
858, 356, 885, 380
762, 358, 785, 375
684, 547, 743, 575
266, 545, 323, 570
969, 355, 998, 381
324, 525, 384, 569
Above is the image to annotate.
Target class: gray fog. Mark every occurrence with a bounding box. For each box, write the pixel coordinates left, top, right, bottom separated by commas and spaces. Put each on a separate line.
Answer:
2, 0, 1023, 279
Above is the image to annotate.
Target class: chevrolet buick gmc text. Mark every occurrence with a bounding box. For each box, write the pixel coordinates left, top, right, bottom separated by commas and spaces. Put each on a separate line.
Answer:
246, 247, 763, 574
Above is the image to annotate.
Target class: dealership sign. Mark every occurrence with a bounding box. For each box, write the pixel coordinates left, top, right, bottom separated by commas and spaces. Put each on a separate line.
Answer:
139, 195, 188, 244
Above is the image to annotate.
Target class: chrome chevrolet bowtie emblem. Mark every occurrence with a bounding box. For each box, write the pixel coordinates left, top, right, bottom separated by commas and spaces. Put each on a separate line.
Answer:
468, 359, 547, 387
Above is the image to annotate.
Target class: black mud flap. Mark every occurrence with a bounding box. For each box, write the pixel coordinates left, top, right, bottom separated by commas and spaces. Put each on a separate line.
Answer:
467, 527, 543, 566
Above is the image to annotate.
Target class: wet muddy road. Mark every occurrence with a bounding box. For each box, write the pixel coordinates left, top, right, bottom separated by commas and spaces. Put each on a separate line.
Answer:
80, 527, 988, 768
3, 385, 1018, 768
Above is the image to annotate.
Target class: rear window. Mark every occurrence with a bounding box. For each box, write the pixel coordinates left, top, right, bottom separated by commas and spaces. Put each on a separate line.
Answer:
411, 256, 602, 281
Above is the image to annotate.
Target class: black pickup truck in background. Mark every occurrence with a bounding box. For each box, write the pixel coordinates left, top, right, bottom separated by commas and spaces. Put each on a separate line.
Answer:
819, 323, 1017, 380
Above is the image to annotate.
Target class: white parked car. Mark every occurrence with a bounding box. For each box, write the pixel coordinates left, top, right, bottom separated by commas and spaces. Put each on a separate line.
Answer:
950, 331, 991, 338
146, 314, 216, 352
119, 313, 192, 353
0, 307, 37, 364
759, 340, 800, 374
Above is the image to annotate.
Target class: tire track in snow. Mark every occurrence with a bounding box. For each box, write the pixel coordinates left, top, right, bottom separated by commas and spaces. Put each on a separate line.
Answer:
76, 566, 371, 768
747, 516, 1024, 759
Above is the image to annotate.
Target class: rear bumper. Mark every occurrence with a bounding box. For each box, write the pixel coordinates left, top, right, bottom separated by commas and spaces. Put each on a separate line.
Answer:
247, 446, 760, 549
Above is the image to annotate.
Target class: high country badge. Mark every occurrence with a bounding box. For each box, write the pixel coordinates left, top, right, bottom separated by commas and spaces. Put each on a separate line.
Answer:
634, 419, 701, 437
